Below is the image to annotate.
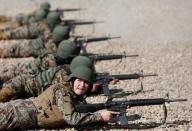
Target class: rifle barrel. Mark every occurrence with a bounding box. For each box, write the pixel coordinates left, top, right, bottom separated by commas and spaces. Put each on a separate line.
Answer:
70, 21, 103, 26
125, 54, 139, 57
110, 74, 141, 80
126, 98, 187, 107
62, 8, 84, 11
52, 8, 85, 12
93, 54, 124, 61
86, 36, 120, 43
165, 99, 187, 103
142, 74, 158, 77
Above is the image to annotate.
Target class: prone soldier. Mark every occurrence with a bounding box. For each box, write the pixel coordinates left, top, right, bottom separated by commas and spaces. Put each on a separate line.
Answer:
0, 56, 94, 102
0, 66, 119, 130
0, 8, 49, 31
0, 24, 70, 58
0, 2, 51, 34
0, 11, 62, 40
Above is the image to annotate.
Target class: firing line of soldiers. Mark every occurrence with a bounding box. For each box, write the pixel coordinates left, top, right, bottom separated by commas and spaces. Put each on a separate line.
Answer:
0, 2, 187, 130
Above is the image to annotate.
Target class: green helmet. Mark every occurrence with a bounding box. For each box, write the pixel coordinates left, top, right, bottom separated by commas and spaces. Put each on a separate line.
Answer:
69, 66, 94, 83
40, 2, 50, 13
47, 11, 61, 27
57, 40, 80, 59
53, 25, 70, 43
35, 9, 47, 21
70, 56, 93, 72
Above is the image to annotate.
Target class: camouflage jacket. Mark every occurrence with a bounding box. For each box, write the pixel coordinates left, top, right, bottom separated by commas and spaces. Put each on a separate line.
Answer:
0, 36, 57, 58
32, 82, 102, 128
0, 11, 36, 31
2, 21, 51, 40
0, 53, 57, 82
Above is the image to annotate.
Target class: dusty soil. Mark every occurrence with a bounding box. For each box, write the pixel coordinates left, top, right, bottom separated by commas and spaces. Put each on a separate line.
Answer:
0, 0, 191, 130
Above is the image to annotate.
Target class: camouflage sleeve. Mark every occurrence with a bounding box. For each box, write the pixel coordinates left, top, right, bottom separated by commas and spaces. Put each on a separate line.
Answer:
0, 39, 39, 58
28, 54, 57, 74
4, 22, 50, 39
0, 62, 31, 82
2, 74, 38, 98
55, 89, 103, 125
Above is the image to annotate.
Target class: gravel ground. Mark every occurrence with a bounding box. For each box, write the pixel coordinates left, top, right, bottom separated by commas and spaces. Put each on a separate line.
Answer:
0, 0, 191, 130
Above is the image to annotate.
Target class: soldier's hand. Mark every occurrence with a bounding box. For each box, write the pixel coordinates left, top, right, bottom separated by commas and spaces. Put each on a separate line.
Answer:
91, 83, 101, 92
109, 77, 119, 85
99, 109, 120, 121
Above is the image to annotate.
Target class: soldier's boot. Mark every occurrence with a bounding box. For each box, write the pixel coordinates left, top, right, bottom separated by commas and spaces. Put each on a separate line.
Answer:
0, 87, 15, 102
0, 16, 10, 24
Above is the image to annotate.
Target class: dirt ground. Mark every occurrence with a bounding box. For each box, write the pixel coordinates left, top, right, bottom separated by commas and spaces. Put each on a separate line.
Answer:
0, 0, 191, 130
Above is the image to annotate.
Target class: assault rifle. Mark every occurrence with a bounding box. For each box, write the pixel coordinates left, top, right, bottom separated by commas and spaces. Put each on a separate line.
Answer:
51, 8, 85, 14
51, 8, 85, 18
74, 36, 120, 53
95, 72, 158, 95
75, 36, 120, 43
75, 97, 187, 126
63, 20, 103, 26
52, 8, 85, 12
61, 20, 103, 36
86, 53, 139, 61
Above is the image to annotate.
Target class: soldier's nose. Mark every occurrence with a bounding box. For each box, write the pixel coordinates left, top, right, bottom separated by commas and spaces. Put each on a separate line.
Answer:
80, 81, 85, 87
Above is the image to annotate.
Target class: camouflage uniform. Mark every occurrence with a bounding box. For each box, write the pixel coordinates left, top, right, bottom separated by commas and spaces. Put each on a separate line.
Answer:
0, 65, 70, 102
0, 53, 57, 82
0, 99, 37, 130
0, 82, 102, 130
0, 35, 57, 58
0, 21, 51, 40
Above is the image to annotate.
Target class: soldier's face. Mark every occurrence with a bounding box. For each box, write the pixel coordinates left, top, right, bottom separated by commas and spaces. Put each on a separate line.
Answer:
73, 78, 89, 95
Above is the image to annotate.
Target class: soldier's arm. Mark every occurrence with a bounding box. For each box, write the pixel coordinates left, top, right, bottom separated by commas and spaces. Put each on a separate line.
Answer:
27, 53, 57, 74
3, 22, 48, 39
55, 88, 103, 125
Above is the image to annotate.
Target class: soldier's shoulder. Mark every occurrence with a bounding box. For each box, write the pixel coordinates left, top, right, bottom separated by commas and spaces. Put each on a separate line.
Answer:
54, 82, 72, 92
57, 65, 70, 73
